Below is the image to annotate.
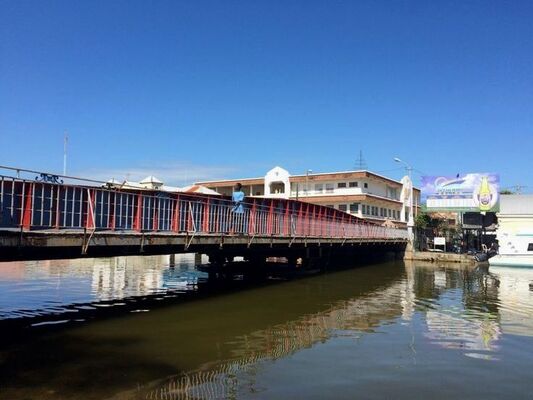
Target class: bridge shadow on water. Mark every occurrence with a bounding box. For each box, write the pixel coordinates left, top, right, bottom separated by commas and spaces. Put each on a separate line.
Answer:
0, 252, 405, 400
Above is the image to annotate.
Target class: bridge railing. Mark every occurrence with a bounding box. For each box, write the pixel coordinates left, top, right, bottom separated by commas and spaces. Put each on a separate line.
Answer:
0, 174, 407, 240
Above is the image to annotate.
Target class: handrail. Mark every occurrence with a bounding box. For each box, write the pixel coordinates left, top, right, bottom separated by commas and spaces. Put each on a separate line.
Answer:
0, 173, 408, 240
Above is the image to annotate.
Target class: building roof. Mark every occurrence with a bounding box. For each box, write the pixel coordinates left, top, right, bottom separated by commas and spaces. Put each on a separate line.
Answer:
197, 169, 420, 191
290, 170, 419, 191
179, 184, 221, 195
140, 175, 163, 184
195, 177, 265, 187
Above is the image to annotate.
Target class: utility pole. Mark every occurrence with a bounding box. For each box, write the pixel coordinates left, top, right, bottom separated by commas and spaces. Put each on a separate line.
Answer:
63, 131, 68, 176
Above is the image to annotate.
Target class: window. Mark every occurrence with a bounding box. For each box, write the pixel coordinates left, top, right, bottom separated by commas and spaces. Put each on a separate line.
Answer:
270, 182, 285, 194
350, 203, 359, 213
326, 183, 334, 193
364, 182, 368, 188
315, 184, 323, 193
362, 205, 367, 214
337, 182, 347, 188
528, 243, 533, 251
338, 204, 347, 212
387, 186, 398, 199
349, 181, 358, 188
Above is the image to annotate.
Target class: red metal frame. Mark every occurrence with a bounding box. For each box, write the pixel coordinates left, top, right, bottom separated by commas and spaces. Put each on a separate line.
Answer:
21, 182, 33, 230
1, 174, 406, 241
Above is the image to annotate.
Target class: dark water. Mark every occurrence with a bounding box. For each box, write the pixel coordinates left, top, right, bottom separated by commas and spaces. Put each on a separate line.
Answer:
1, 256, 533, 400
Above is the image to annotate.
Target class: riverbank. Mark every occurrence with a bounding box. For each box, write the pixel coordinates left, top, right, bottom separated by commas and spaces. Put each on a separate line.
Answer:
404, 250, 477, 264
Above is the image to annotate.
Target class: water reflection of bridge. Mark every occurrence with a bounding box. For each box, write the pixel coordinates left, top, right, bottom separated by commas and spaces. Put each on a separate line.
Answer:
138, 264, 530, 400
139, 278, 409, 400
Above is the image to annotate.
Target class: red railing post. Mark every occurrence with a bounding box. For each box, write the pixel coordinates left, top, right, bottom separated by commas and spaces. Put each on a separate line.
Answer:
305, 203, 309, 236
153, 196, 159, 232
298, 202, 303, 235
55, 185, 61, 229
187, 201, 193, 232
312, 205, 316, 236
86, 189, 96, 230
21, 182, 33, 230
267, 200, 274, 235
284, 201, 290, 236
249, 199, 256, 235
215, 201, 220, 233
203, 197, 210, 232
171, 196, 180, 232
133, 193, 142, 232
108, 192, 116, 231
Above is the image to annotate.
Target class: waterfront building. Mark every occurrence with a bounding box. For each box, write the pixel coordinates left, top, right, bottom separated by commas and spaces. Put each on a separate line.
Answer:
196, 166, 420, 225
490, 194, 533, 267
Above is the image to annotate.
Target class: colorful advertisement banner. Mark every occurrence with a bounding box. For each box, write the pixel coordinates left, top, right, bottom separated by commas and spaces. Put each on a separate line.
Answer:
421, 173, 500, 212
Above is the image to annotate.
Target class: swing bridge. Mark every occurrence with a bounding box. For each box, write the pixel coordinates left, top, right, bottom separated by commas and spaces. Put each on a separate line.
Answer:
0, 166, 408, 263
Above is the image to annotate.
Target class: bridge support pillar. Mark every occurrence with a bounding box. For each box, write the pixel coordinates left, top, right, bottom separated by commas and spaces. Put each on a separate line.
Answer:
194, 253, 203, 265
208, 252, 226, 266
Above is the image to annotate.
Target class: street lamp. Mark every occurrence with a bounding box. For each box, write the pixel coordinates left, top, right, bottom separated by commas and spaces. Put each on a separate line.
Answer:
305, 169, 312, 196
394, 157, 414, 242
295, 169, 312, 201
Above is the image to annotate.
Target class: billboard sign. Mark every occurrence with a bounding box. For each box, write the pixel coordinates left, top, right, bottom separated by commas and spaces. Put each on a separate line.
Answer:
421, 173, 500, 212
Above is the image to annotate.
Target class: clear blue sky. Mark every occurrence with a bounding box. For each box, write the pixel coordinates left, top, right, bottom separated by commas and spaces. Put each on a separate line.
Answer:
1, 0, 531, 188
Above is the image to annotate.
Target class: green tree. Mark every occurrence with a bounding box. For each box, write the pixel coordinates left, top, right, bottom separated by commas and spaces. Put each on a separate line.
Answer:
415, 213, 431, 230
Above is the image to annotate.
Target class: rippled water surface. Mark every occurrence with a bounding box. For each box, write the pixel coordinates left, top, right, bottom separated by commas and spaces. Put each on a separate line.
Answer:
0, 254, 208, 320
2, 257, 533, 399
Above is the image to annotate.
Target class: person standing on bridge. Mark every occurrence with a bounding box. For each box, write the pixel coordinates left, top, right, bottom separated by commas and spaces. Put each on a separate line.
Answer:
231, 183, 245, 233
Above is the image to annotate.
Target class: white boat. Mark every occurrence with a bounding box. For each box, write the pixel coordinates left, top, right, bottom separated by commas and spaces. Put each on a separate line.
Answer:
489, 230, 533, 267
489, 254, 533, 267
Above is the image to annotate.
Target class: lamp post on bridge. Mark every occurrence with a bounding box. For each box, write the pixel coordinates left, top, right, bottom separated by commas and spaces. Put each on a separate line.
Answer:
394, 157, 414, 242
305, 169, 312, 197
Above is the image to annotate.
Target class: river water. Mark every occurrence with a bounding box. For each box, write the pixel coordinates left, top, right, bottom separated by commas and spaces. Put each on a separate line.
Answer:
1, 256, 533, 399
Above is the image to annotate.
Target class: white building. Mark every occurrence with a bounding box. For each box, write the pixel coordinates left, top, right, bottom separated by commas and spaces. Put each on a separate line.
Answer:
196, 166, 420, 225
490, 194, 533, 267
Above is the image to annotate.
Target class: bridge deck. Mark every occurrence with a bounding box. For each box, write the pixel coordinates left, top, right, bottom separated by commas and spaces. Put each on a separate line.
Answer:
0, 173, 407, 261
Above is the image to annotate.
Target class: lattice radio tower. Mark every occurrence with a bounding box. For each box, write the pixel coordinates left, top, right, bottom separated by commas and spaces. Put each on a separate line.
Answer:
355, 150, 367, 170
